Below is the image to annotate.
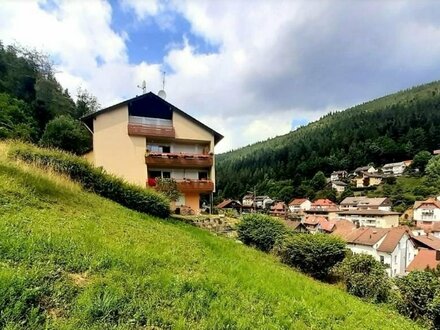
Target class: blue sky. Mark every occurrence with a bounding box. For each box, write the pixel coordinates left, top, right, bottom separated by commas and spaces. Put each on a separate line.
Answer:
2, 0, 440, 153
109, 0, 219, 68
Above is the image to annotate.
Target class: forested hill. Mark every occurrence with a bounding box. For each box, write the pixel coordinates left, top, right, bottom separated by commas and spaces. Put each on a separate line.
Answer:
216, 81, 440, 199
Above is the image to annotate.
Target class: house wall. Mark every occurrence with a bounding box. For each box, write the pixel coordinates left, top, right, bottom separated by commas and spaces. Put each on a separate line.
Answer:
380, 234, 416, 277
93, 105, 147, 186
414, 207, 440, 222
172, 111, 216, 191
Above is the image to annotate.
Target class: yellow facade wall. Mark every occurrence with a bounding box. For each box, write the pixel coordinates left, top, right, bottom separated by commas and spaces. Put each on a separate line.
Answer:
92, 105, 147, 186
173, 111, 216, 191
185, 192, 200, 212
83, 150, 94, 163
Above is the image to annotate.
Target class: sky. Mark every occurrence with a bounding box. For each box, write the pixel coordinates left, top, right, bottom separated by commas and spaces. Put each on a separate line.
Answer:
1, 0, 440, 153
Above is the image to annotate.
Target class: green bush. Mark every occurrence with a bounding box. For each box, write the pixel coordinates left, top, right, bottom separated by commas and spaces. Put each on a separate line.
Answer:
8, 143, 170, 218
429, 293, 440, 330
237, 214, 288, 252
394, 271, 440, 321
279, 233, 346, 280
335, 254, 391, 303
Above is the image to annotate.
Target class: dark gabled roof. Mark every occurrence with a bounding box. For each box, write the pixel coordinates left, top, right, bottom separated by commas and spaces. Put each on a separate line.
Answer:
81, 91, 224, 145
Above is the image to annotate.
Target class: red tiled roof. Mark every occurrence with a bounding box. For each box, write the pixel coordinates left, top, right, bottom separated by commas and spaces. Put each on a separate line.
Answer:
320, 220, 336, 232
312, 199, 336, 207
377, 227, 409, 253
271, 202, 286, 211
331, 220, 357, 240
414, 198, 440, 210
411, 235, 440, 250
407, 249, 440, 272
289, 198, 309, 206
345, 227, 389, 246
303, 215, 327, 226
284, 220, 306, 231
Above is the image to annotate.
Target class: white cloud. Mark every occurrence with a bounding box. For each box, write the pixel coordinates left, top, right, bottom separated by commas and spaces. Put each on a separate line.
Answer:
2, 0, 440, 154
120, 0, 160, 19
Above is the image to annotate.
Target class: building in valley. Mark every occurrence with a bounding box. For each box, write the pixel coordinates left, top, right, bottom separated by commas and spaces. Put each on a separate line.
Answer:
337, 209, 400, 228
82, 92, 223, 213
413, 198, 440, 232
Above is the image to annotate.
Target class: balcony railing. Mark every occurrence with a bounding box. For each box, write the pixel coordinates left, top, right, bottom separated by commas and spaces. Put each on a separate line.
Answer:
128, 123, 175, 138
177, 179, 214, 193
147, 178, 214, 193
145, 152, 213, 168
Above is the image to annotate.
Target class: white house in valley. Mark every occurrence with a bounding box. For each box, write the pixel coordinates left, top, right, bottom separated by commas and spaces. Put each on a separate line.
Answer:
337, 209, 400, 228
340, 197, 392, 211
288, 198, 311, 213
341, 227, 416, 277
413, 198, 440, 225
382, 161, 411, 176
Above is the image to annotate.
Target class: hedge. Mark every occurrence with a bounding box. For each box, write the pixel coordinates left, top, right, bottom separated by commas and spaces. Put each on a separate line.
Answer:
237, 214, 288, 252
278, 233, 346, 280
8, 143, 170, 218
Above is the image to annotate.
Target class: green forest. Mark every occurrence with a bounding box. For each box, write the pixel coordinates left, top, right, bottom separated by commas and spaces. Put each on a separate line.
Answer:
0, 42, 98, 154
216, 81, 440, 200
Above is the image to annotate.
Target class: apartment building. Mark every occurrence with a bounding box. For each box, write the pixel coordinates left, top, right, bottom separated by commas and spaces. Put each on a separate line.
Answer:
82, 92, 223, 213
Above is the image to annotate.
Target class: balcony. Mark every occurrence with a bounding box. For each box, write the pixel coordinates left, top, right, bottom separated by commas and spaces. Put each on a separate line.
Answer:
177, 179, 214, 193
145, 152, 213, 168
128, 123, 175, 138
128, 116, 175, 138
147, 178, 214, 193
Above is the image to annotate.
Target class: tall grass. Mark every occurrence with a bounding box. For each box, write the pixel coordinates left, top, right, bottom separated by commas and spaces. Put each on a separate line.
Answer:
0, 141, 420, 329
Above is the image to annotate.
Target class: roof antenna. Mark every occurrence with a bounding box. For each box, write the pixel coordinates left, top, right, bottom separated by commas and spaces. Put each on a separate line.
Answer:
137, 80, 147, 94
158, 71, 167, 99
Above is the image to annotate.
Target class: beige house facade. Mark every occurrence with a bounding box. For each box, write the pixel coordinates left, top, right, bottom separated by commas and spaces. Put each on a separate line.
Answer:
82, 92, 223, 213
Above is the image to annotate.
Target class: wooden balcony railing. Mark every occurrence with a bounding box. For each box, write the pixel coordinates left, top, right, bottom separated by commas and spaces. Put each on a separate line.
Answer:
145, 152, 213, 168
128, 123, 175, 138
176, 179, 214, 193
147, 178, 214, 193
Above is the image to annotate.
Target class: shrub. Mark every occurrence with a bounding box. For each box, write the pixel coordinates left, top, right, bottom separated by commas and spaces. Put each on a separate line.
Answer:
394, 271, 440, 321
237, 214, 288, 252
8, 143, 170, 218
39, 115, 91, 155
335, 254, 391, 303
278, 233, 346, 280
429, 292, 440, 330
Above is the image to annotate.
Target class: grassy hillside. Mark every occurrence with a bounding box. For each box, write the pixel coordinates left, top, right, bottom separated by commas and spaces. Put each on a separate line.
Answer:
217, 81, 440, 199
0, 142, 419, 329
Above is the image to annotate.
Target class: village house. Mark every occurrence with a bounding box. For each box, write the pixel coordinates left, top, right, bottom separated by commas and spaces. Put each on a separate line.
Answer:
413, 198, 440, 232
242, 194, 254, 208
382, 161, 411, 176
337, 209, 400, 228
330, 170, 348, 182
340, 197, 392, 211
216, 199, 242, 213
82, 91, 223, 214
331, 180, 347, 193
288, 198, 311, 213
341, 227, 416, 277
284, 220, 308, 233
406, 235, 440, 272
270, 201, 287, 217
305, 199, 340, 220
354, 165, 377, 176
302, 215, 335, 234
353, 172, 385, 188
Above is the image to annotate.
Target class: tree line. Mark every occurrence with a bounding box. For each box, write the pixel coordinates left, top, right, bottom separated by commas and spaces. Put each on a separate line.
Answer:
0, 41, 99, 154
216, 81, 440, 200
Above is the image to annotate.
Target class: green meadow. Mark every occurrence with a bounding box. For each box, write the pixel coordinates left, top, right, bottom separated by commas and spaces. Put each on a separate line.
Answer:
0, 142, 419, 329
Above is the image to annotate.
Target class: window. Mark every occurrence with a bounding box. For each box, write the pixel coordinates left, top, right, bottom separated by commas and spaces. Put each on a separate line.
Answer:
380, 256, 384, 264
149, 170, 161, 179
162, 171, 171, 179
394, 255, 397, 264
162, 145, 171, 153
198, 171, 208, 180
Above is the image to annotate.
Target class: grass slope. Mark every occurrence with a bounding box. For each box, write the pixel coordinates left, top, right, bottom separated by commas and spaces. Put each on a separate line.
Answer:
0, 142, 419, 329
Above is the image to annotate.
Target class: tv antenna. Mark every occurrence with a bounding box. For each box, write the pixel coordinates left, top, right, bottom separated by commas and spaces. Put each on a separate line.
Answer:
137, 80, 147, 94
158, 71, 167, 99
